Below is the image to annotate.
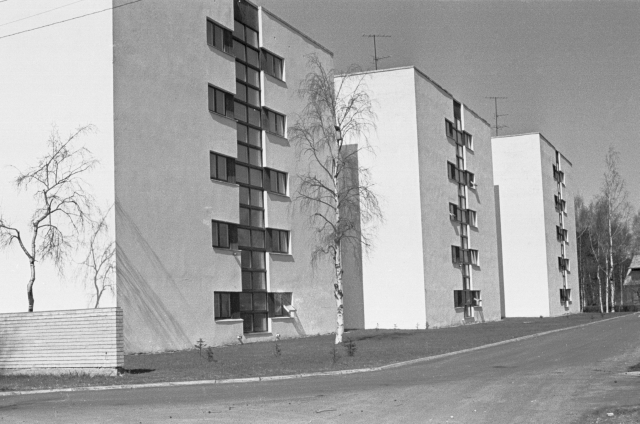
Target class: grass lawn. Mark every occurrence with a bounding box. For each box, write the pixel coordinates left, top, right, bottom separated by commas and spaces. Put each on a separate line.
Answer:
0, 312, 628, 392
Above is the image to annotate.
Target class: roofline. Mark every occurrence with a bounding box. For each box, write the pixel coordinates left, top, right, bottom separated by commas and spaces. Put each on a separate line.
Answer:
492, 132, 573, 166
259, 6, 334, 57
335, 66, 491, 128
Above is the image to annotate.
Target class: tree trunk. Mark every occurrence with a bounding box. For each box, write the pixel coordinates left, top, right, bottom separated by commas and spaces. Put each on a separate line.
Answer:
94, 274, 101, 308
333, 243, 344, 345
607, 205, 615, 312
596, 271, 603, 313
27, 259, 35, 312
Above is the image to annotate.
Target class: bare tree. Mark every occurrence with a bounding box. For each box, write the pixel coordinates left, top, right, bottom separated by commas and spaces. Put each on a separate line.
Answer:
81, 205, 115, 308
0, 126, 97, 312
290, 54, 381, 344
600, 147, 632, 311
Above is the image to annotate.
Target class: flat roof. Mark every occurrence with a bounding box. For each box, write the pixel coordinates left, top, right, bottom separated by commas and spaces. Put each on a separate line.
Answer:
259, 6, 334, 57
492, 132, 573, 166
336, 66, 491, 128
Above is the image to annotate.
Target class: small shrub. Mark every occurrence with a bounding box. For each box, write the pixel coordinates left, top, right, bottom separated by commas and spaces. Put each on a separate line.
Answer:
425, 322, 430, 330
274, 334, 282, 357
343, 339, 357, 357
194, 338, 207, 358
206, 347, 217, 363
330, 344, 339, 364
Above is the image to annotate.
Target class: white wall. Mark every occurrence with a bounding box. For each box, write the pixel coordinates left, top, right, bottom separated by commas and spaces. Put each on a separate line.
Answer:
492, 134, 550, 317
0, 1, 115, 313
338, 68, 427, 329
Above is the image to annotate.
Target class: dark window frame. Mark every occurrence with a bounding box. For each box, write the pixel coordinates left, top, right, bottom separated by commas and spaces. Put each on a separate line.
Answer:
264, 168, 287, 196
454, 290, 481, 308
210, 151, 236, 183
208, 85, 234, 118
261, 49, 284, 80
267, 228, 290, 254
212, 220, 238, 250
560, 288, 572, 303
268, 292, 292, 318
207, 19, 233, 54
262, 108, 286, 137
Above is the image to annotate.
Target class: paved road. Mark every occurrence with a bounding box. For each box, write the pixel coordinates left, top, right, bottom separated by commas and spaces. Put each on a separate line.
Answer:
2, 314, 640, 423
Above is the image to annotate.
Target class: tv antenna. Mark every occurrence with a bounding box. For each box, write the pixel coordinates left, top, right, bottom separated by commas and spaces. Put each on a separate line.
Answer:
485, 96, 508, 136
362, 34, 391, 70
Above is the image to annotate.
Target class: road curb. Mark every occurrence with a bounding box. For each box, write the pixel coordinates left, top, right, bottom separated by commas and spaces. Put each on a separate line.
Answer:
0, 313, 632, 397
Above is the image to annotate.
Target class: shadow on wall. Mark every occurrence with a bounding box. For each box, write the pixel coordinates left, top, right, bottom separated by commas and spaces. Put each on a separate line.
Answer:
291, 314, 307, 337
116, 201, 192, 353
494, 185, 506, 318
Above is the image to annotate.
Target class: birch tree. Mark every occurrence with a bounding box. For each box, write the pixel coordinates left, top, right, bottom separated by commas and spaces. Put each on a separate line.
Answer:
600, 147, 632, 311
0, 126, 97, 312
290, 54, 381, 344
81, 206, 115, 308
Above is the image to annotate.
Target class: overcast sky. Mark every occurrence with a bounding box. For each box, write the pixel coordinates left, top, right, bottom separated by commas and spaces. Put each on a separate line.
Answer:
259, 0, 640, 209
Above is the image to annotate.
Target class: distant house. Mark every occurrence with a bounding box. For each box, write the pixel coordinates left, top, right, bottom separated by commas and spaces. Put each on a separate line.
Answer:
623, 255, 640, 305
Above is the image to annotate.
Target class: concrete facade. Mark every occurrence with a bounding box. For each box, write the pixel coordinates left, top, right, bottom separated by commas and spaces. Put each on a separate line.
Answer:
114, 0, 337, 352
336, 67, 502, 330
492, 133, 580, 317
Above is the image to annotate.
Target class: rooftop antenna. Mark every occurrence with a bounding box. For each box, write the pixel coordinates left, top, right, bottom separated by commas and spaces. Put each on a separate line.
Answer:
485, 96, 508, 136
362, 34, 391, 70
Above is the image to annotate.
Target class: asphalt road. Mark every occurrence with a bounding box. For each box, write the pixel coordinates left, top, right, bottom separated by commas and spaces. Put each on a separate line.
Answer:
2, 314, 640, 424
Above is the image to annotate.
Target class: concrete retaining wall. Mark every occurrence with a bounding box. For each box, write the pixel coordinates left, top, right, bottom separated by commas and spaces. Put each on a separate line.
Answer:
0, 307, 123, 376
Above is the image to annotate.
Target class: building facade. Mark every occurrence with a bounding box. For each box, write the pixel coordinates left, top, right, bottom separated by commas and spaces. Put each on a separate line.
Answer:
337, 67, 502, 330
492, 133, 580, 317
114, 0, 338, 352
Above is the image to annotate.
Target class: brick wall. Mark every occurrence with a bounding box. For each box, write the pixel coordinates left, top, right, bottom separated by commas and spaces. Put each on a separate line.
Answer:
0, 308, 123, 374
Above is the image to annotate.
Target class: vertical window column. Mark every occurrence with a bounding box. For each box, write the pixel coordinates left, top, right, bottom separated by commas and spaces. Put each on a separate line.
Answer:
233, 18, 268, 333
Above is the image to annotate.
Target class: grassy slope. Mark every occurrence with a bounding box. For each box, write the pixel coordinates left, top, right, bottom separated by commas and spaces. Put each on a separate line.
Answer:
0, 313, 625, 392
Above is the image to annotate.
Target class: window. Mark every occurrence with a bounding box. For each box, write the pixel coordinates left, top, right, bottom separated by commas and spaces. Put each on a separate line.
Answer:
207, 19, 233, 54
445, 119, 473, 150
468, 209, 477, 227
464, 132, 473, 150
560, 288, 571, 303
553, 165, 565, 184
235, 164, 263, 188
556, 225, 568, 243
210, 152, 235, 183
264, 168, 287, 195
469, 249, 479, 266
554, 195, 566, 213
449, 203, 458, 220
452, 246, 462, 264
454, 290, 481, 308
558, 257, 570, 272
241, 251, 266, 291
263, 109, 285, 136
215, 292, 240, 319
268, 293, 292, 317
466, 171, 476, 188
447, 162, 464, 183
237, 228, 265, 249
208, 85, 234, 118
212, 220, 238, 249
267, 228, 289, 254
261, 49, 284, 80
239, 293, 268, 333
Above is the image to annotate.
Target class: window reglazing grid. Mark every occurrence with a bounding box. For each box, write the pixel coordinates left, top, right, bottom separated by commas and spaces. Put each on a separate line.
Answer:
446, 102, 479, 317
234, 18, 268, 333
555, 151, 569, 305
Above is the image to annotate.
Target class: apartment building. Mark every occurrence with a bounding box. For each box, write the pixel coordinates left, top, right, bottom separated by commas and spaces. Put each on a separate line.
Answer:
113, 0, 338, 352
492, 133, 579, 317
337, 67, 502, 330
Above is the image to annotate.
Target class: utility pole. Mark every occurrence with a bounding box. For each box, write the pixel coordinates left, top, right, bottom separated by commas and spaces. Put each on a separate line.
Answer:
485, 96, 508, 136
362, 34, 390, 70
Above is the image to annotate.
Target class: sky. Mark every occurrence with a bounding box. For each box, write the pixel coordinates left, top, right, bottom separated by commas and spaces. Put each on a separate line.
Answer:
258, 0, 640, 208
0, 0, 114, 312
